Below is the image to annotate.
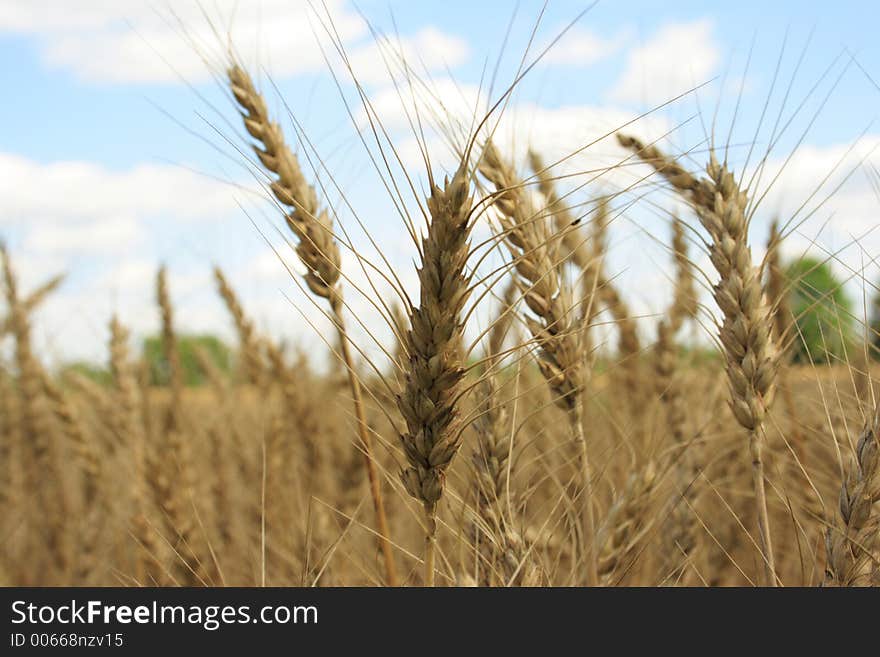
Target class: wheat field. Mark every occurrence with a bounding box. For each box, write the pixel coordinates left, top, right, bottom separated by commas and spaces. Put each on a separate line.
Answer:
1, 4, 879, 588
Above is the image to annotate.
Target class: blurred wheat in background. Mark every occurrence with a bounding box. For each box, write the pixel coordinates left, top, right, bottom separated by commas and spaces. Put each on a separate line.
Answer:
1, 0, 879, 586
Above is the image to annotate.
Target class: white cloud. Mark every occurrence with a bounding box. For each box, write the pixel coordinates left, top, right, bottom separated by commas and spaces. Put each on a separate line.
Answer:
0, 152, 244, 225
0, 151, 256, 361
0, 0, 134, 31
95, 258, 155, 293
0, 1, 467, 85
0, 0, 363, 83
244, 245, 304, 281
607, 19, 719, 105
24, 215, 145, 254
542, 26, 629, 67
759, 137, 880, 266
368, 81, 674, 195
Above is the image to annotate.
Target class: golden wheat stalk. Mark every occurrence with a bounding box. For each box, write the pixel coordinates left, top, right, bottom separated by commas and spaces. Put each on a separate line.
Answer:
479, 141, 598, 585
41, 372, 104, 582
596, 461, 659, 584
155, 268, 214, 586
108, 316, 161, 584
469, 286, 539, 585
618, 133, 779, 586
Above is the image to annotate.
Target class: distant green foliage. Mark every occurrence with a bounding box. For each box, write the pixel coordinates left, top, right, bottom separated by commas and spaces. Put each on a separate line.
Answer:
785, 257, 854, 364
869, 287, 880, 359
142, 334, 231, 386
60, 361, 112, 386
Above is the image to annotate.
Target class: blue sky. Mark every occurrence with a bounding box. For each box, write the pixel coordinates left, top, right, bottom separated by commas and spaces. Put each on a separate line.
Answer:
1, 0, 878, 365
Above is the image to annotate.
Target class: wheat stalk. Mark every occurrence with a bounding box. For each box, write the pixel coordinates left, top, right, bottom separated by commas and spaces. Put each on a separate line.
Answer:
155, 267, 213, 585
765, 220, 807, 465
653, 218, 700, 581
469, 286, 539, 585
41, 372, 103, 582
1, 244, 68, 579
0, 367, 14, 514
109, 317, 161, 584
214, 267, 265, 387
479, 141, 598, 585
227, 62, 397, 586
41, 375, 100, 503
591, 199, 642, 415
618, 133, 779, 585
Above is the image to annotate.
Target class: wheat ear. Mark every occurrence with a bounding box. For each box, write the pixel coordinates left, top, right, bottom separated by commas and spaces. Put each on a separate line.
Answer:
590, 199, 642, 414
0, 273, 64, 337
824, 403, 880, 586
41, 372, 103, 582
227, 63, 397, 586
0, 367, 14, 515
597, 461, 659, 584
397, 162, 474, 586
214, 267, 265, 386
526, 151, 602, 360
618, 133, 779, 586
527, 150, 592, 268
526, 163, 639, 389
